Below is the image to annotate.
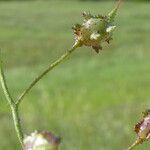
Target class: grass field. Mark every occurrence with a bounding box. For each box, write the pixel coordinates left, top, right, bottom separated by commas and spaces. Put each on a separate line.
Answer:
0, 0, 150, 149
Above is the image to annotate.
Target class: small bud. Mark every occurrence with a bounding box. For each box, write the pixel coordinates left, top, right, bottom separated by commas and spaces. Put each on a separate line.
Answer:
24, 131, 61, 150
134, 110, 150, 141
128, 110, 150, 150
73, 0, 122, 53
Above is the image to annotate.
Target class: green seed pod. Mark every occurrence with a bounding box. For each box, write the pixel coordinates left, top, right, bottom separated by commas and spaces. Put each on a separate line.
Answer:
73, 0, 122, 53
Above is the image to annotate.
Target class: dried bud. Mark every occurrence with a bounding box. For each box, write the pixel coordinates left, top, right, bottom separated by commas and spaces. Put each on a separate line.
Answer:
134, 110, 150, 142
24, 131, 61, 150
128, 110, 150, 150
72, 0, 122, 53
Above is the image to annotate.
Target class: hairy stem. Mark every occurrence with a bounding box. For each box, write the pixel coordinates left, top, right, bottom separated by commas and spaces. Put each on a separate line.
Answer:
16, 42, 80, 106
0, 54, 24, 147
11, 105, 24, 147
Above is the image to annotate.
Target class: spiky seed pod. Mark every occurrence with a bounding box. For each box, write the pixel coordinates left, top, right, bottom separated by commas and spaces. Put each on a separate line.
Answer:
73, 0, 122, 53
24, 131, 61, 150
134, 110, 150, 142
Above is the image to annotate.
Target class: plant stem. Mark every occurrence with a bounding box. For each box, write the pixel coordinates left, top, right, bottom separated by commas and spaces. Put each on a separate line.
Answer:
16, 42, 80, 106
127, 139, 141, 150
0, 54, 24, 147
11, 104, 24, 147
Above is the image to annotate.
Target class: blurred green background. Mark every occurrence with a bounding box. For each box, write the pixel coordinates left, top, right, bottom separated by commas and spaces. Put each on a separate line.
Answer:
0, 0, 150, 149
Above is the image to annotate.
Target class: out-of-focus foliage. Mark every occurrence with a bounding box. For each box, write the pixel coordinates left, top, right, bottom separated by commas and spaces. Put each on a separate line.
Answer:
0, 0, 150, 1
79, 0, 150, 1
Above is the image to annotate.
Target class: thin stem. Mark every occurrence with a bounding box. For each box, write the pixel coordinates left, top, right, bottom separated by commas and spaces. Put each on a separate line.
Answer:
0, 53, 24, 147
0, 56, 14, 107
16, 42, 80, 106
127, 139, 141, 150
11, 105, 24, 147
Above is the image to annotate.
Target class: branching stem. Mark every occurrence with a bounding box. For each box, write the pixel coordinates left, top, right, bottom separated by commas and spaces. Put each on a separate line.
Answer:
0, 42, 80, 148
0, 53, 24, 147
16, 42, 80, 106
